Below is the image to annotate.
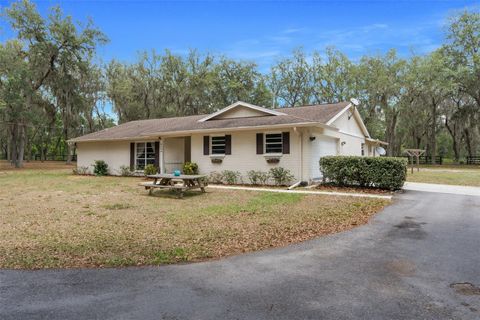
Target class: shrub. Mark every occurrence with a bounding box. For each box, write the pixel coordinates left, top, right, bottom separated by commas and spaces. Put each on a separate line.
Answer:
222, 170, 241, 184
319, 156, 407, 190
118, 165, 133, 176
182, 162, 199, 175
247, 170, 260, 185
208, 171, 224, 184
73, 166, 89, 175
257, 172, 270, 185
247, 170, 270, 185
93, 160, 108, 176
144, 164, 158, 176
269, 167, 294, 186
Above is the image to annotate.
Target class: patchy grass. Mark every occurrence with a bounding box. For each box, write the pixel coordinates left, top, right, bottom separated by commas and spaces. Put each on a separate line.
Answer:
0, 160, 75, 171
0, 169, 389, 269
407, 167, 480, 187
103, 203, 133, 210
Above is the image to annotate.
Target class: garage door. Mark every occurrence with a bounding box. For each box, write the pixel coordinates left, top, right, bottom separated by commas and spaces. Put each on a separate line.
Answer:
310, 136, 338, 180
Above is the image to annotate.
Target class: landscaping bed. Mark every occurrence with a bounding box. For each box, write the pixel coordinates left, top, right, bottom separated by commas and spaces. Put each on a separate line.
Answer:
0, 169, 389, 269
315, 184, 395, 195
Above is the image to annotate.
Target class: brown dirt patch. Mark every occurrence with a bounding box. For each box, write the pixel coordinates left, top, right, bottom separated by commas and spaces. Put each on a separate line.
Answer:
450, 283, 480, 296
0, 160, 75, 171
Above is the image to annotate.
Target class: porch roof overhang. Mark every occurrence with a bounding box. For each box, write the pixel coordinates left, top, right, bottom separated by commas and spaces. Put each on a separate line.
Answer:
69, 122, 339, 143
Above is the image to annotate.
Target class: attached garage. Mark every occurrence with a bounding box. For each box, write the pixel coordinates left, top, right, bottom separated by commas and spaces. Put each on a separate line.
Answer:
310, 136, 339, 180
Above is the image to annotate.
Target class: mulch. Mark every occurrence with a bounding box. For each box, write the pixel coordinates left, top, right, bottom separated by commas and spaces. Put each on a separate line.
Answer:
315, 184, 395, 195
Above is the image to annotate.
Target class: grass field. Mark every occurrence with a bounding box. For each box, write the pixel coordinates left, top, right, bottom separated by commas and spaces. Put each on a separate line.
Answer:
0, 166, 388, 269
407, 166, 480, 187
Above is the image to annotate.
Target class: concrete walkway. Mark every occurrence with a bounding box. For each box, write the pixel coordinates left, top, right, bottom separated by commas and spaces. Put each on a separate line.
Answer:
208, 184, 393, 199
404, 182, 480, 197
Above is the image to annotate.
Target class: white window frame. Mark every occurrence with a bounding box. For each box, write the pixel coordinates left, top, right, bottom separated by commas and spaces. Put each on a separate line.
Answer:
210, 135, 226, 156
265, 132, 283, 155
135, 141, 156, 171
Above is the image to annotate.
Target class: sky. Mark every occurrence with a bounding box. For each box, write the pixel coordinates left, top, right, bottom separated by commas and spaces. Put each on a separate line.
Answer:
1, 0, 479, 73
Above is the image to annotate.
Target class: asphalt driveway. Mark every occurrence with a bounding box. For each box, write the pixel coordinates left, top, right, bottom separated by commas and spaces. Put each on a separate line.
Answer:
1, 190, 480, 320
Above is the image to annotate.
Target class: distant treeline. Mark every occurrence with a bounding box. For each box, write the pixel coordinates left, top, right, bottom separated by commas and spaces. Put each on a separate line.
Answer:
1, 0, 479, 167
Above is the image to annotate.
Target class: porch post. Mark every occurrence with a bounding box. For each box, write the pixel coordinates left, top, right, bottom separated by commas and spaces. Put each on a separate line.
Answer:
159, 138, 165, 173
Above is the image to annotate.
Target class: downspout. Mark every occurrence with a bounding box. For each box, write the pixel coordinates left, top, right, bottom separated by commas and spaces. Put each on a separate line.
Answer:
159, 138, 165, 173
300, 129, 304, 182
293, 126, 304, 183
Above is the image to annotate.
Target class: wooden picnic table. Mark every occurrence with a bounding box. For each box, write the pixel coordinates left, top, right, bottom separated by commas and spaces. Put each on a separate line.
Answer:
140, 173, 208, 198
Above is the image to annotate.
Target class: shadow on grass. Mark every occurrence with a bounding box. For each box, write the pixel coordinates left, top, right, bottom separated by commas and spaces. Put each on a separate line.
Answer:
142, 189, 208, 199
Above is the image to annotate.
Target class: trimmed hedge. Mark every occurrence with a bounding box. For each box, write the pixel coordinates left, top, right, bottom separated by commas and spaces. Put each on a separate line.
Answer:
319, 156, 407, 190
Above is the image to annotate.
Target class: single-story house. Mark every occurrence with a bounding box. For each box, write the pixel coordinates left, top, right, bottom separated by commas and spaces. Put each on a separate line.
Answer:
69, 99, 386, 183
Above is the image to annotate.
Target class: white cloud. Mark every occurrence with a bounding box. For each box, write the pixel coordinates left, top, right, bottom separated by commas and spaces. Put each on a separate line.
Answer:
314, 21, 442, 57
282, 27, 308, 34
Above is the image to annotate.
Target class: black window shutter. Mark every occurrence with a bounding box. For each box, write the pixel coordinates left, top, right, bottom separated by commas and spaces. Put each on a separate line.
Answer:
282, 132, 290, 154
256, 133, 263, 154
130, 142, 135, 171
225, 135, 232, 155
154, 141, 160, 170
203, 136, 210, 155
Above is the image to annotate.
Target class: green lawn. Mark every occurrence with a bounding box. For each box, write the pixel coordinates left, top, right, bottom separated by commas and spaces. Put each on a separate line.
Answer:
0, 168, 388, 269
407, 166, 480, 187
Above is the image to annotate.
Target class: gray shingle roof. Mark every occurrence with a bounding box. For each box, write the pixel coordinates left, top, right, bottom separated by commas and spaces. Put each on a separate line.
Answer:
70, 102, 349, 142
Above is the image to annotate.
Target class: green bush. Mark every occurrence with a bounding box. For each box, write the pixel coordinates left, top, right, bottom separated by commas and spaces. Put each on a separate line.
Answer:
208, 171, 224, 184
118, 165, 133, 176
222, 170, 241, 184
93, 160, 108, 176
319, 156, 407, 190
269, 167, 294, 186
247, 170, 270, 185
73, 166, 89, 175
182, 162, 199, 175
257, 172, 270, 185
144, 164, 158, 176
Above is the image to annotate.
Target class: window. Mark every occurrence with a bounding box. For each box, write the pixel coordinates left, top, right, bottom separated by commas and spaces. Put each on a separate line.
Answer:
211, 136, 226, 155
265, 133, 283, 154
136, 142, 155, 170
361, 143, 365, 156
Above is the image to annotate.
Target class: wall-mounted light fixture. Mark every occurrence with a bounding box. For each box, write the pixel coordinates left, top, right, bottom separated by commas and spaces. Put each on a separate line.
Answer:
341, 141, 347, 146
309, 136, 316, 141
348, 111, 354, 120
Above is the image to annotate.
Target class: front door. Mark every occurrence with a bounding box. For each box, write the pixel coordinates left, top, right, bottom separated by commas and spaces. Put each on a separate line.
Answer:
163, 137, 185, 173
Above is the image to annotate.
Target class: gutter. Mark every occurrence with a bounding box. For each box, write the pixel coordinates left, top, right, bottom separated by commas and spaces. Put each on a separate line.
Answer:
68, 122, 339, 143
366, 138, 389, 145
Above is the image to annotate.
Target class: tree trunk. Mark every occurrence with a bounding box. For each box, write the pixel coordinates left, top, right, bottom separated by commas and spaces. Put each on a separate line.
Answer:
452, 142, 459, 163
53, 136, 62, 157
25, 132, 31, 162
430, 99, 437, 165
385, 111, 398, 156
6, 134, 11, 161
445, 117, 460, 163
464, 128, 474, 158
15, 124, 26, 168
64, 127, 72, 164
10, 123, 18, 167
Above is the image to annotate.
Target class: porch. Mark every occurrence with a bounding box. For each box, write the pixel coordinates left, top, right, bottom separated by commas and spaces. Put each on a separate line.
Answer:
135, 136, 191, 174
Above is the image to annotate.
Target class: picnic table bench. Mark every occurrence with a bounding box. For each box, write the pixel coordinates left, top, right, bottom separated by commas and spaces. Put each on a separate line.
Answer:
140, 173, 208, 198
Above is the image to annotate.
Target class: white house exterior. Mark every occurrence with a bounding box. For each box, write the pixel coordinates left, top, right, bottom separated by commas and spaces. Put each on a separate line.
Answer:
70, 100, 386, 183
